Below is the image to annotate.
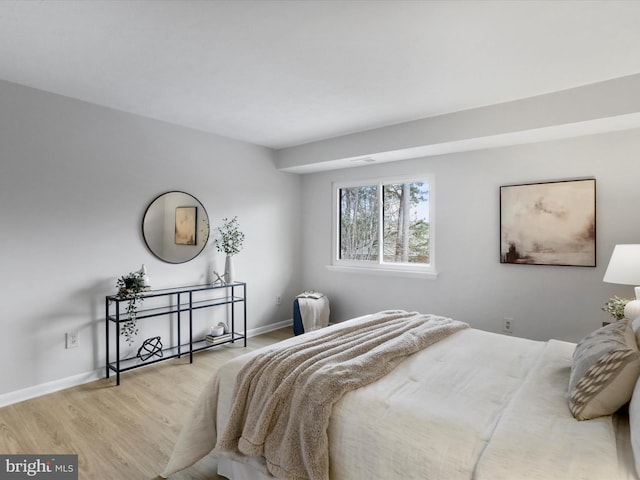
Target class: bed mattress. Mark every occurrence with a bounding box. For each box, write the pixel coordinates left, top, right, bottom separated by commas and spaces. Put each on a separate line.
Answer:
163, 315, 639, 480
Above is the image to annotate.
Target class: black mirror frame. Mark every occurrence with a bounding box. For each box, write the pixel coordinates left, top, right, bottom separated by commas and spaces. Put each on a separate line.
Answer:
141, 191, 210, 264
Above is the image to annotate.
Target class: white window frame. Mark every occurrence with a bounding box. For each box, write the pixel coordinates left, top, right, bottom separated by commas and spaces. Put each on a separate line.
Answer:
327, 174, 437, 279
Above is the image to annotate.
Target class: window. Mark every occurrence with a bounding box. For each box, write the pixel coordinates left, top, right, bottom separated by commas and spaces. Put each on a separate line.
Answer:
331, 175, 435, 278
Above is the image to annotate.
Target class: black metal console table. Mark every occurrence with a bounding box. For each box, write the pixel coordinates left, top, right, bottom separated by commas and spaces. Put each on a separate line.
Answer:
105, 282, 246, 385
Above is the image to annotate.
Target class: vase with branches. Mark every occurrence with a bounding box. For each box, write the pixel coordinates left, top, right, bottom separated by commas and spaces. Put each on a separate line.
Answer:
214, 216, 245, 283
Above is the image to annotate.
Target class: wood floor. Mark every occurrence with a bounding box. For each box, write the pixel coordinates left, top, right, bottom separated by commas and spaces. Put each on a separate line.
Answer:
0, 327, 293, 480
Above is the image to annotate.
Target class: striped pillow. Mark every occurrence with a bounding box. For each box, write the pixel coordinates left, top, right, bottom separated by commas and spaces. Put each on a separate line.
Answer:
569, 319, 640, 421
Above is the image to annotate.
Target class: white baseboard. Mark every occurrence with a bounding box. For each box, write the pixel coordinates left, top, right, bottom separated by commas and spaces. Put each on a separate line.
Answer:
0, 370, 103, 408
246, 319, 292, 336
0, 319, 293, 408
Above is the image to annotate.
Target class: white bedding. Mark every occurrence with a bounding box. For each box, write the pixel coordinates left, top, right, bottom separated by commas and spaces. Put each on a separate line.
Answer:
162, 316, 639, 480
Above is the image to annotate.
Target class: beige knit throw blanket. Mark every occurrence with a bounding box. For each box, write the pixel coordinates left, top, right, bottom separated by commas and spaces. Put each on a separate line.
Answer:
216, 310, 469, 480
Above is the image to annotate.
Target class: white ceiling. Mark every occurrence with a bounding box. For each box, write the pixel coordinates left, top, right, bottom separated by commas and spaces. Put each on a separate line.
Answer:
1, 0, 640, 150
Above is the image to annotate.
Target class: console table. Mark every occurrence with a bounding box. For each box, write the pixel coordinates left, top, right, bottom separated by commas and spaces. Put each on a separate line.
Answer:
105, 282, 246, 385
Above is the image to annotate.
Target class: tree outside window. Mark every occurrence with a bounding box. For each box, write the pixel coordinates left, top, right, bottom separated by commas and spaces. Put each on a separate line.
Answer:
338, 179, 430, 266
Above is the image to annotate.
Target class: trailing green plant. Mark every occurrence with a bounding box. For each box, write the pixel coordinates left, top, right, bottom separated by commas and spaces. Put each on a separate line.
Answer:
602, 296, 632, 321
214, 216, 245, 256
116, 271, 145, 345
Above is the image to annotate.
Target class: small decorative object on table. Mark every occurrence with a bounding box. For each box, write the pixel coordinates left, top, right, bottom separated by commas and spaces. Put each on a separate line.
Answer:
206, 332, 232, 345
210, 324, 225, 337
138, 264, 151, 290
214, 216, 245, 284
115, 270, 146, 345
137, 336, 163, 361
212, 270, 226, 286
602, 296, 633, 321
206, 322, 231, 344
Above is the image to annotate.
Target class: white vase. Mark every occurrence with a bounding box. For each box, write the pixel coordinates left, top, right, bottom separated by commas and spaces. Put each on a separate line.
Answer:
224, 255, 235, 284
138, 264, 151, 289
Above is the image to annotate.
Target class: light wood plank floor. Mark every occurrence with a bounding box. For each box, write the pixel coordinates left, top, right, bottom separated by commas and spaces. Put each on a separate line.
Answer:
0, 328, 293, 480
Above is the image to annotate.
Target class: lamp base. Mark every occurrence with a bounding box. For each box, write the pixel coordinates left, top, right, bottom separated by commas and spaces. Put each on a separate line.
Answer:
625, 289, 640, 320
625, 301, 640, 320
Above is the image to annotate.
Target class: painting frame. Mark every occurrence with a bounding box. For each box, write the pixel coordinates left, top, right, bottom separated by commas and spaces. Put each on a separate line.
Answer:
500, 178, 596, 267
175, 206, 197, 246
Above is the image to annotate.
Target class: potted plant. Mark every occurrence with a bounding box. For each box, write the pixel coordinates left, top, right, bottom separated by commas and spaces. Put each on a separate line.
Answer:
602, 296, 632, 321
214, 216, 245, 283
116, 271, 145, 345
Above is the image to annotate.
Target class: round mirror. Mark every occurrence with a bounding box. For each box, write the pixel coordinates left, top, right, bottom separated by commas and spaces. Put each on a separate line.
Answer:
142, 191, 210, 264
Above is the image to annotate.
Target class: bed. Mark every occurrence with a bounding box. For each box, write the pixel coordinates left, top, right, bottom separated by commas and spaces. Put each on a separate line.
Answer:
161, 310, 640, 480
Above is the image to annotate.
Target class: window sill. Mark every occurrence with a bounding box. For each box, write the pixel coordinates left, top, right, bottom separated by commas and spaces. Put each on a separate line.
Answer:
325, 264, 438, 280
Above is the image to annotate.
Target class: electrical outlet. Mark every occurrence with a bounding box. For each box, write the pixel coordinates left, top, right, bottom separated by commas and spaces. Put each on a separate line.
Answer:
276, 296, 282, 306
66, 332, 79, 349
502, 317, 514, 334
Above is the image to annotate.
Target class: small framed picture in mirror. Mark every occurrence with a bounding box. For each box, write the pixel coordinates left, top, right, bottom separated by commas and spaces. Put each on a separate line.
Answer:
175, 206, 197, 245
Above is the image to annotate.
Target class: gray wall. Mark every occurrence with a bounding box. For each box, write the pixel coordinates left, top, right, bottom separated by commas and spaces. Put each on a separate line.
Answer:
299, 129, 640, 343
2, 74, 639, 402
0, 79, 302, 398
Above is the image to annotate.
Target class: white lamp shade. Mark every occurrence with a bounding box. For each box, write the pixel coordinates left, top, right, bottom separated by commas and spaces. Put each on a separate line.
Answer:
603, 245, 640, 286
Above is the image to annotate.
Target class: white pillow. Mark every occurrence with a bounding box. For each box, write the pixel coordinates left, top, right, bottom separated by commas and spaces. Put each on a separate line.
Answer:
569, 319, 640, 421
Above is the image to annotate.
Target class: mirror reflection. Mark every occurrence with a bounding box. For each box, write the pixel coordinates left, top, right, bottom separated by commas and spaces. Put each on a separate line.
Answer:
142, 191, 210, 264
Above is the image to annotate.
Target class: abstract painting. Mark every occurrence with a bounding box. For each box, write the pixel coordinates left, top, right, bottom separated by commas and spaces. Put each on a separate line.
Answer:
500, 179, 596, 266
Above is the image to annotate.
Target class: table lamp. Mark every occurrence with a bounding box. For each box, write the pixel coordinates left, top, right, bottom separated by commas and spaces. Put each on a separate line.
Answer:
603, 244, 640, 320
